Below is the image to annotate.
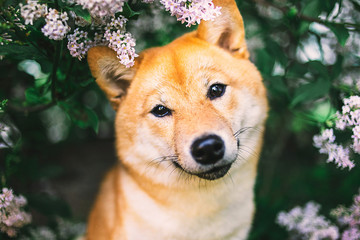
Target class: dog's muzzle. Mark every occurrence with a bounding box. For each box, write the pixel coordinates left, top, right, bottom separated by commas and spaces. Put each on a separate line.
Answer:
174, 134, 232, 180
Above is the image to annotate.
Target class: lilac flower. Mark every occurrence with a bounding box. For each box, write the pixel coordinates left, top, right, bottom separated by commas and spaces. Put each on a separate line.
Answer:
331, 190, 360, 240
313, 95, 360, 169
277, 202, 339, 240
19, 0, 48, 25
160, 0, 221, 27
0, 188, 31, 237
342, 228, 360, 240
313, 129, 355, 169
104, 16, 138, 68
67, 28, 92, 60
41, 9, 71, 41
75, 0, 126, 18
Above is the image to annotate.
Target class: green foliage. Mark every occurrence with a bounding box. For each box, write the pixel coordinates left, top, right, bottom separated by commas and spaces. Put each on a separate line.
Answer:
0, 99, 7, 113
0, 0, 359, 239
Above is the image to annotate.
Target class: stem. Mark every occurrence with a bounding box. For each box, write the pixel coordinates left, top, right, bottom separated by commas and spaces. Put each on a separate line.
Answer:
64, 57, 75, 83
51, 41, 62, 101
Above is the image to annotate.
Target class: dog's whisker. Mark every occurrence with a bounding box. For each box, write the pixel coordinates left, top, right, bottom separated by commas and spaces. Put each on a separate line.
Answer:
233, 126, 257, 137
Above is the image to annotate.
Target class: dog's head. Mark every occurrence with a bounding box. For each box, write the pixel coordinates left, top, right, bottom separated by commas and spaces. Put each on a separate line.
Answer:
88, 0, 268, 185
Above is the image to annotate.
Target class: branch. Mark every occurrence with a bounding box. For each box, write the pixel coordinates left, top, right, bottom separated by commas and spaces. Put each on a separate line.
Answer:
252, 0, 360, 31
8, 101, 56, 114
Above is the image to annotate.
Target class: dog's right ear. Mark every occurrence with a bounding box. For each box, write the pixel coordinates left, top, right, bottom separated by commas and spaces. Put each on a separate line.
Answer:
196, 0, 249, 59
87, 46, 138, 110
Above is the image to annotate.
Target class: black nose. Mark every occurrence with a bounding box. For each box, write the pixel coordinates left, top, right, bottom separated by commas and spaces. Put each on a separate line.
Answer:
191, 135, 225, 165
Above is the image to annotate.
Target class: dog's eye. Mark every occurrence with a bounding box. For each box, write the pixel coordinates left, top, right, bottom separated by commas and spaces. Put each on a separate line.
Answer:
151, 105, 172, 118
207, 84, 226, 100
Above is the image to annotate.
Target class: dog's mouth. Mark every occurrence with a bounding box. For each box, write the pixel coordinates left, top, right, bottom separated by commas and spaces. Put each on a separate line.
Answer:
173, 162, 232, 181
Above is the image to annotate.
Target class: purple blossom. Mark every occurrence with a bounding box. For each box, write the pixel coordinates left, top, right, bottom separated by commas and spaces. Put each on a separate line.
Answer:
331, 190, 360, 240
67, 28, 92, 60
313, 129, 355, 170
0, 188, 31, 237
277, 202, 339, 240
41, 9, 70, 40
313, 95, 360, 170
104, 16, 138, 68
160, 0, 221, 27
20, 0, 48, 25
75, 0, 126, 18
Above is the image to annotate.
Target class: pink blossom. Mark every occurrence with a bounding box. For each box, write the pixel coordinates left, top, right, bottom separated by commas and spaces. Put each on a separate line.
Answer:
313, 129, 355, 170
67, 28, 92, 60
104, 16, 138, 68
75, 0, 126, 18
160, 0, 221, 27
0, 188, 31, 237
20, 0, 48, 25
277, 202, 339, 240
41, 9, 70, 40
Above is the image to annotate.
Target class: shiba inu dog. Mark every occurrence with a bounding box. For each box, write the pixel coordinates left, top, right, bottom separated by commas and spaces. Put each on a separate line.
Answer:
86, 0, 268, 239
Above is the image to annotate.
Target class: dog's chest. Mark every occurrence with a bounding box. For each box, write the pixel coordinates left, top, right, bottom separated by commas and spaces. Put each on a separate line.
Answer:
119, 167, 255, 240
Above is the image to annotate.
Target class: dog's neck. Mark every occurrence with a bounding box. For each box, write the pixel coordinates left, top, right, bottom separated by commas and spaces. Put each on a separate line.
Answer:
114, 155, 258, 239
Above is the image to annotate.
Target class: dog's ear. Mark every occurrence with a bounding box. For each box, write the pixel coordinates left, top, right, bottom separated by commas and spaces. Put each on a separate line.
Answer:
88, 46, 138, 110
196, 0, 249, 59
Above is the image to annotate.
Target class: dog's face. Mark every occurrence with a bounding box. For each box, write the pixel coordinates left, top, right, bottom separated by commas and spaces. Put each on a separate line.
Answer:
88, 1, 268, 186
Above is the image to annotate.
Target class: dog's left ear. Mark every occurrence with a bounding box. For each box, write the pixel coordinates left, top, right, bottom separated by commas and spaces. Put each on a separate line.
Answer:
196, 0, 249, 59
88, 46, 139, 110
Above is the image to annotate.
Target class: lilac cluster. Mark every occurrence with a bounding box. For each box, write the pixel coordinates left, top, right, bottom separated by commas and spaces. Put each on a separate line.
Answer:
335, 96, 360, 153
313, 129, 354, 169
20, 0, 221, 67
332, 190, 360, 240
41, 9, 70, 40
0, 188, 31, 237
19, 0, 47, 25
75, 0, 125, 18
160, 0, 221, 27
313, 96, 360, 170
277, 202, 339, 240
104, 16, 138, 68
67, 29, 92, 60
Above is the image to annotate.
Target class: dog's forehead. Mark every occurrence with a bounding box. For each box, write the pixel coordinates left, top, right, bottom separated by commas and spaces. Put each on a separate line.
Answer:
134, 36, 232, 92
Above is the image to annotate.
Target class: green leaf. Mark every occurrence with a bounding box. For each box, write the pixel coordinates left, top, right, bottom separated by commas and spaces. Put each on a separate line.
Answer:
266, 40, 287, 67
122, 2, 140, 19
286, 62, 309, 79
326, 23, 350, 46
255, 49, 275, 76
25, 87, 51, 105
350, 0, 360, 12
307, 61, 329, 79
302, 0, 322, 18
0, 99, 8, 113
290, 77, 331, 108
0, 44, 46, 60
59, 101, 99, 133
69, 5, 91, 24
267, 76, 289, 99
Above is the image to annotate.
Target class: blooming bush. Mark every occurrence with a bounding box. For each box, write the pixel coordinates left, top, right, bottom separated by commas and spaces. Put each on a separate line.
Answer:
0, 0, 360, 239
